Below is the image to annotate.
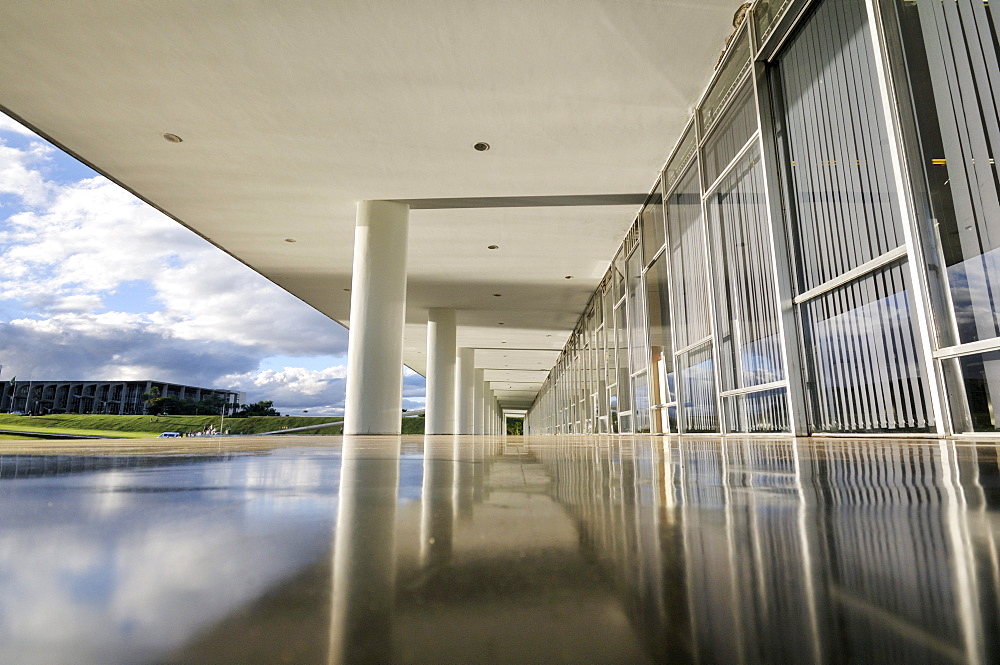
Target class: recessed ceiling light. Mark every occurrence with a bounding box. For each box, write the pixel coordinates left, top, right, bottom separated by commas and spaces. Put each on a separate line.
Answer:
162, 133, 183, 143
488, 245, 499, 250
284, 238, 296, 243
474, 142, 490, 151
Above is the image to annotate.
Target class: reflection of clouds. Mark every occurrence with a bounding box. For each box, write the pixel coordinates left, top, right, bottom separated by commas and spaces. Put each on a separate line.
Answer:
946, 245, 1000, 343
0, 453, 341, 665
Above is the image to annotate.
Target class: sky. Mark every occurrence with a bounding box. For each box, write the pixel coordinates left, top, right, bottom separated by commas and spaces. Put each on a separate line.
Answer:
0, 115, 426, 416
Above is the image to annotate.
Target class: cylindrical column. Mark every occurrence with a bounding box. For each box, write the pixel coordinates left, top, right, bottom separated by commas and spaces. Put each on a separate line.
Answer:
344, 200, 409, 435
455, 348, 475, 435
425, 308, 456, 434
473, 370, 485, 435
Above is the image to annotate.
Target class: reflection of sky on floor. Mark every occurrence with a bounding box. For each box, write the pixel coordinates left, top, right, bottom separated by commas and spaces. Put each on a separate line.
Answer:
2, 436, 1000, 664
0, 449, 340, 665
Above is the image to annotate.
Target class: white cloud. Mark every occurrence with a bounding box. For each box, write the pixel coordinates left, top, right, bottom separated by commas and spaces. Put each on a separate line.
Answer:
0, 124, 383, 413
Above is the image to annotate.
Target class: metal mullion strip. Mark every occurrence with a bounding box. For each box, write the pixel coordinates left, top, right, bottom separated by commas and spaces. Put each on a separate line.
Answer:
868, 0, 947, 433
720, 380, 790, 398
935, 337, 1000, 360
794, 245, 907, 304
702, 129, 761, 203
673, 335, 714, 358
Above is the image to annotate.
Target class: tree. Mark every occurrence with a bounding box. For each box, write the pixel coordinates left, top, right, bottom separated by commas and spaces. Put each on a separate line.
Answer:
235, 400, 280, 417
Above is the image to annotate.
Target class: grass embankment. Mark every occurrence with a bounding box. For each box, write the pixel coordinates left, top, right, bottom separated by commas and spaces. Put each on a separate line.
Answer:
0, 413, 344, 439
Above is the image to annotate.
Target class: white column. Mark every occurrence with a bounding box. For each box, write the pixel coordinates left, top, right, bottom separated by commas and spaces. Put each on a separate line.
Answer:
473, 370, 485, 435
487, 391, 495, 435
344, 200, 409, 435
455, 348, 475, 435
425, 308, 456, 434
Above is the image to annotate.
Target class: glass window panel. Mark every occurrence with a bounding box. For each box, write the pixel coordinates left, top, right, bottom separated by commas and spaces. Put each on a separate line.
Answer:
614, 249, 626, 303
701, 29, 751, 131
633, 372, 650, 434
640, 183, 666, 267
774, 0, 906, 294
890, 0, 1000, 347
616, 304, 632, 412
646, 253, 676, 406
702, 79, 758, 187
627, 247, 648, 376
802, 261, 934, 433
668, 163, 711, 349
665, 125, 697, 194
708, 144, 785, 392
724, 388, 790, 433
951, 350, 1000, 432
680, 343, 718, 433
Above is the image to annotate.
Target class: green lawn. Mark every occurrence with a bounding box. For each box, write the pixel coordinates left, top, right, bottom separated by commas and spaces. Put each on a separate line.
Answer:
0, 413, 431, 439
0, 413, 343, 438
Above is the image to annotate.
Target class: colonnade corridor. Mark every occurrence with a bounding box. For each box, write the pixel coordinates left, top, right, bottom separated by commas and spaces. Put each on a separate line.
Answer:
0, 434, 998, 664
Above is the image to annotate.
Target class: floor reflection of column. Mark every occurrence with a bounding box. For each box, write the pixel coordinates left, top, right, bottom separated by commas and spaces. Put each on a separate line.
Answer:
793, 439, 823, 665
420, 435, 455, 568
453, 435, 475, 522
940, 441, 984, 665
329, 436, 401, 665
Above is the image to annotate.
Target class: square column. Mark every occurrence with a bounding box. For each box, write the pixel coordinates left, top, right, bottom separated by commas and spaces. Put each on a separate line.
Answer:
426, 308, 457, 434
455, 348, 475, 435
344, 200, 409, 435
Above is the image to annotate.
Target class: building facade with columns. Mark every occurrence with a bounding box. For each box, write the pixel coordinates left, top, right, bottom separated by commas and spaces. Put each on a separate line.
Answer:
1, 380, 243, 416
0, 0, 997, 437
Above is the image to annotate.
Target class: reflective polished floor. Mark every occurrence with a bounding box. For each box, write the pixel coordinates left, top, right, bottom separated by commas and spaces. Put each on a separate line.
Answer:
1, 435, 998, 664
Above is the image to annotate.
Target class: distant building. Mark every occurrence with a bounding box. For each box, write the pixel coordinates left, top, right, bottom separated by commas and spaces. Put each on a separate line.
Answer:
0, 380, 245, 416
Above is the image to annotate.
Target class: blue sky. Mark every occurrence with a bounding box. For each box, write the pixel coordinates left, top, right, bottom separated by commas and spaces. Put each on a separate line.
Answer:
0, 115, 425, 415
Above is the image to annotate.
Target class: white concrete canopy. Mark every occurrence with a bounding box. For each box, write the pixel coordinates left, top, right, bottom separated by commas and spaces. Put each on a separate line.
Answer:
0, 0, 741, 412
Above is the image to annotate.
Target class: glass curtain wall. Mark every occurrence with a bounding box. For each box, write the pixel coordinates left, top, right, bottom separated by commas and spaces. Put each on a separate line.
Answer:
886, 0, 1000, 432
770, 0, 934, 433
524, 0, 976, 438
